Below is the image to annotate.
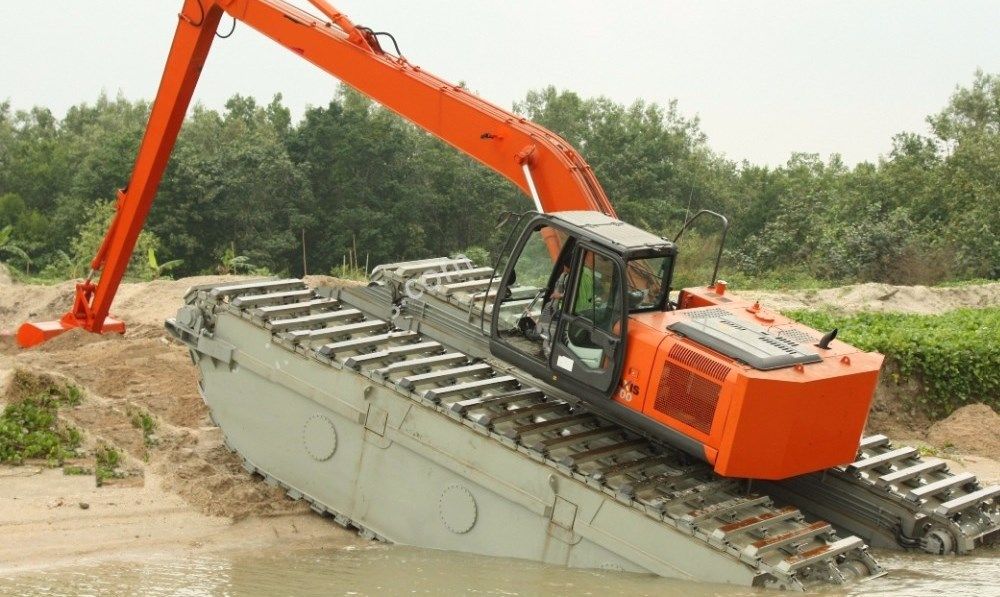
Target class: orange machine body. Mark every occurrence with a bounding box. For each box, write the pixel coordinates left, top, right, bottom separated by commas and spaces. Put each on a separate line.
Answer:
615, 288, 883, 480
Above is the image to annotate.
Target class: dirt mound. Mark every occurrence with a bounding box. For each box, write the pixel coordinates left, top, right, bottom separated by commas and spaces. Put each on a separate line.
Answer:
732, 281, 1000, 314
110, 275, 249, 327
157, 434, 310, 520
3, 358, 308, 521
22, 335, 207, 428
0, 276, 250, 333
927, 404, 1000, 461
0, 280, 76, 334
0, 274, 358, 522
865, 363, 934, 440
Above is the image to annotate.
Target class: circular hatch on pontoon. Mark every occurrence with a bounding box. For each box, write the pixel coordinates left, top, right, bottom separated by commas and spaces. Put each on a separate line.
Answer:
439, 484, 478, 534
302, 414, 338, 461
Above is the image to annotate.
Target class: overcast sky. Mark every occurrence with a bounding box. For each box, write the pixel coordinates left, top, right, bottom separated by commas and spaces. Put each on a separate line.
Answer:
2, 1, 998, 166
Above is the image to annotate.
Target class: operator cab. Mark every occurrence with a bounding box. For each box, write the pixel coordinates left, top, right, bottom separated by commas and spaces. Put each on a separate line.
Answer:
489, 211, 676, 403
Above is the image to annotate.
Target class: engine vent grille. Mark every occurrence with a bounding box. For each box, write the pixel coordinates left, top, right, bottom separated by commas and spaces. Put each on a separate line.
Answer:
668, 344, 732, 382
654, 365, 720, 435
777, 328, 819, 345
683, 308, 729, 320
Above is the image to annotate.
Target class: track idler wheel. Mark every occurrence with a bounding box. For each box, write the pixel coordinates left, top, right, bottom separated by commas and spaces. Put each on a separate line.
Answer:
920, 527, 956, 555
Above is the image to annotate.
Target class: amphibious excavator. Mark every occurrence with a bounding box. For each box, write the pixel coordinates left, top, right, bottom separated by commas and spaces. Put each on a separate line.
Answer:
18, 0, 999, 589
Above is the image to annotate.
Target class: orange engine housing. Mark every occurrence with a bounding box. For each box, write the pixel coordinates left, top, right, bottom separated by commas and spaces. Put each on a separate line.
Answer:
617, 288, 883, 480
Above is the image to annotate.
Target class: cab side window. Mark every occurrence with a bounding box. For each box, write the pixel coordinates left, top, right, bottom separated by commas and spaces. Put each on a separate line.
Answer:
493, 224, 567, 359
551, 248, 624, 392
490, 227, 627, 398
571, 250, 620, 335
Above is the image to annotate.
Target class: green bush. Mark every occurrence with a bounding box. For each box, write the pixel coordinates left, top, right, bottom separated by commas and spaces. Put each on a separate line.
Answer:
786, 308, 1000, 417
95, 444, 124, 486
5, 371, 83, 406
457, 246, 491, 268
0, 395, 82, 465
723, 265, 831, 291
129, 408, 157, 447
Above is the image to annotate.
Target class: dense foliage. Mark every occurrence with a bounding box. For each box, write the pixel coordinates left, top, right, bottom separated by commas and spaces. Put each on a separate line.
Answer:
787, 308, 1000, 417
0, 381, 82, 466
0, 71, 997, 286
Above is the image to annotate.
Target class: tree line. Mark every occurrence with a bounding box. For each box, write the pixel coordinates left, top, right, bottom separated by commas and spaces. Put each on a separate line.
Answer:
0, 71, 997, 287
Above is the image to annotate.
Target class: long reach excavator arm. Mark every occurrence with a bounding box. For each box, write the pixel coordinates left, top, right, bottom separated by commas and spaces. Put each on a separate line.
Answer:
17, 0, 614, 348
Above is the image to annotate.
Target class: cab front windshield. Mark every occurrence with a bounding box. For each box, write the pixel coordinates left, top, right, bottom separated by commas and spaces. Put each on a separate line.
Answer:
626, 255, 669, 311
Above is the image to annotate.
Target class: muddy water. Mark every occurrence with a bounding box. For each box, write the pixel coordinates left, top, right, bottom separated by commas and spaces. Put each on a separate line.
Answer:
1, 545, 997, 596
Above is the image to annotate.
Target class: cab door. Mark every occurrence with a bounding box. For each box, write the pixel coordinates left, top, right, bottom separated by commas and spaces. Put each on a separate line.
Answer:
548, 244, 626, 396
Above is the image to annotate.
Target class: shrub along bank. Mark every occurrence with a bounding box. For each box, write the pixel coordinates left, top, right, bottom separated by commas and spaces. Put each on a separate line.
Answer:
0, 373, 83, 465
787, 308, 1000, 418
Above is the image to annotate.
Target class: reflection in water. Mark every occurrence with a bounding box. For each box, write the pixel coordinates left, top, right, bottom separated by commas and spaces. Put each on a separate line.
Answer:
1, 545, 997, 596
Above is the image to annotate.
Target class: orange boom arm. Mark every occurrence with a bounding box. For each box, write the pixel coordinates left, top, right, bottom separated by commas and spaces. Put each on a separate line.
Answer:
17, 0, 614, 347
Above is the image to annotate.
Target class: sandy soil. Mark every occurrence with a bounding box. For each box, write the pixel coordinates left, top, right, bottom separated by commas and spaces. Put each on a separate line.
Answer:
731, 281, 1000, 314
0, 275, 997, 572
0, 466, 361, 574
0, 275, 367, 574
927, 405, 1000, 462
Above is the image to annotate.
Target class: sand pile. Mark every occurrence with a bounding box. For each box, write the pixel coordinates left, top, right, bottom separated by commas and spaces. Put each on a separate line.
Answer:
0, 341, 365, 574
0, 274, 326, 522
927, 404, 1000, 461
0, 280, 76, 335
731, 281, 1000, 314
4, 353, 308, 521
0, 275, 249, 334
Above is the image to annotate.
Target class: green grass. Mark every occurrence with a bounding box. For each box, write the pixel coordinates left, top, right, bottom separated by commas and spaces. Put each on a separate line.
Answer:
94, 445, 124, 486
786, 307, 1000, 417
0, 394, 82, 466
933, 278, 998, 288
129, 408, 157, 447
62, 464, 92, 476
5, 371, 83, 405
63, 384, 83, 406
328, 264, 368, 281
723, 269, 831, 291
0, 374, 84, 466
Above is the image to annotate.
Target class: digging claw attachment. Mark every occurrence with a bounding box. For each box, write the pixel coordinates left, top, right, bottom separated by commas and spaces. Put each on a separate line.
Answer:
16, 280, 126, 348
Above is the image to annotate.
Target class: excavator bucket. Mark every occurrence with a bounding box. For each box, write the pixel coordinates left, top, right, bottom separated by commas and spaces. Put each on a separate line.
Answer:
16, 316, 125, 348
16, 280, 125, 348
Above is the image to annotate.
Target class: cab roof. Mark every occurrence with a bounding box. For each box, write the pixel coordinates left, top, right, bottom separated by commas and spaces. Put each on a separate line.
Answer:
546, 211, 675, 256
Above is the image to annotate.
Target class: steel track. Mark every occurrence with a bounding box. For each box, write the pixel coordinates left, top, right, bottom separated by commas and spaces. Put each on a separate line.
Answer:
168, 276, 887, 589
369, 256, 1000, 555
